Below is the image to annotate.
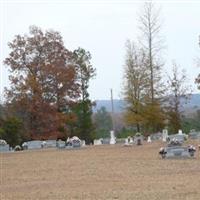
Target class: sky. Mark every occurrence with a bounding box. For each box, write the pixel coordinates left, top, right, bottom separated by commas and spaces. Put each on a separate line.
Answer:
1, 0, 200, 100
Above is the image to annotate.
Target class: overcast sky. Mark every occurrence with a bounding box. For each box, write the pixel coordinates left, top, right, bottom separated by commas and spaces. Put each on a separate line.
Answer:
1, 0, 200, 100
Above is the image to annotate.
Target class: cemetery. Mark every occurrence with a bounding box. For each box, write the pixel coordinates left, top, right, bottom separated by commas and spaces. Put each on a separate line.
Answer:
1, 1, 200, 199
1, 132, 200, 200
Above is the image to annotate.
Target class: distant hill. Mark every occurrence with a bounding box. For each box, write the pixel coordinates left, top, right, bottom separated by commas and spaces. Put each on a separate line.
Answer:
93, 99, 125, 113
93, 94, 200, 113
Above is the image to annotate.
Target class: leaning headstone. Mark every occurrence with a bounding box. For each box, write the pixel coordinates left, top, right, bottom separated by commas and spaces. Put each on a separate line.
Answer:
0, 140, 10, 152
162, 129, 168, 142
110, 130, 116, 144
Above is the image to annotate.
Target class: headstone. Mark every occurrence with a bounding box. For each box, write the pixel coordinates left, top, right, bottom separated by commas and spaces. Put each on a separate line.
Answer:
14, 145, 22, 151
0, 140, 10, 152
94, 139, 103, 145
124, 138, 129, 145
27, 140, 42, 149
46, 140, 57, 148
71, 136, 81, 148
150, 132, 162, 141
81, 140, 86, 147
102, 138, 110, 144
41, 141, 47, 148
115, 138, 125, 144
167, 138, 182, 147
129, 137, 134, 144
22, 142, 28, 150
0, 139, 7, 145
110, 130, 116, 144
134, 133, 143, 145
162, 129, 168, 142
124, 137, 133, 146
189, 131, 200, 139
57, 140, 66, 148
168, 134, 187, 143
147, 136, 152, 143
178, 129, 183, 135
0, 144, 10, 152
159, 146, 196, 159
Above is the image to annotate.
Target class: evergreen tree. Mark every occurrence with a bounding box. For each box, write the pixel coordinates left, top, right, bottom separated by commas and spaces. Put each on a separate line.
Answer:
93, 106, 113, 138
72, 48, 96, 144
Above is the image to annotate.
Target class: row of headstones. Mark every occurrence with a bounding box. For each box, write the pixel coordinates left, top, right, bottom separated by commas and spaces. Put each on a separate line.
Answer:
93, 132, 144, 146
0, 137, 85, 152
166, 129, 200, 141
162, 129, 189, 143
149, 129, 189, 143
93, 129, 188, 146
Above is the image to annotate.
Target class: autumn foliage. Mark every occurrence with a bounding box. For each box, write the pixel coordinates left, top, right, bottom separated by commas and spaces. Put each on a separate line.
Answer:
4, 26, 95, 140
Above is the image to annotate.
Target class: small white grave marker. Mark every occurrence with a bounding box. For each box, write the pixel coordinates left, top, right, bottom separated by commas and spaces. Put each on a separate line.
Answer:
110, 130, 116, 144
147, 136, 152, 143
162, 129, 168, 142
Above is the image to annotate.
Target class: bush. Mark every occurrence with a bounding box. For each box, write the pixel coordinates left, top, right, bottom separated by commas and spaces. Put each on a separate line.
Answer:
1, 117, 23, 147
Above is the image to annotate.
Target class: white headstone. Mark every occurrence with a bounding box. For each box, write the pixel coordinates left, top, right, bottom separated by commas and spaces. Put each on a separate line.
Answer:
129, 137, 134, 144
81, 140, 86, 147
110, 130, 116, 144
124, 138, 129, 145
94, 139, 102, 145
178, 129, 183, 135
147, 136, 152, 143
162, 129, 168, 142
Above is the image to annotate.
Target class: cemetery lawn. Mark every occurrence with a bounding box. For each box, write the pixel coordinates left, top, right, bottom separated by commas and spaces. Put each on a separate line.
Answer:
1, 141, 200, 200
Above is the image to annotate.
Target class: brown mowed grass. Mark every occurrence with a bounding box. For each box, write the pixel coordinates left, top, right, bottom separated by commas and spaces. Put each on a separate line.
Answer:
1, 141, 200, 200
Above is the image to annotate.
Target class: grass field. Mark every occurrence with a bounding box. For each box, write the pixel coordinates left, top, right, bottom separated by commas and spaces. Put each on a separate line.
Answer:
1, 141, 200, 200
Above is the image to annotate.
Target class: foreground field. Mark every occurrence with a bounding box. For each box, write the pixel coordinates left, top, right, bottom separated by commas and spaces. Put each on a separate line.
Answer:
1, 141, 200, 200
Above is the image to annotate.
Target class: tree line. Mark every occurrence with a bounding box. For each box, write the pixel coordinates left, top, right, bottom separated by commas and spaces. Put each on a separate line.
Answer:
122, 2, 198, 135
1, 2, 200, 147
0, 26, 97, 146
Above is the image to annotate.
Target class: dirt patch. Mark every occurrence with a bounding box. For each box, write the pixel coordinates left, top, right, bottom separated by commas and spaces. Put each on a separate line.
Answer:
1, 141, 200, 200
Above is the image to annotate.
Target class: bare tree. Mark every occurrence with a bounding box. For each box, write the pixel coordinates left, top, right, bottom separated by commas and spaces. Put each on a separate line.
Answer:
138, 2, 164, 102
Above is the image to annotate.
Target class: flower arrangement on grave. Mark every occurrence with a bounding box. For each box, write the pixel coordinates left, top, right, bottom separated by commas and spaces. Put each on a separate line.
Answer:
135, 132, 142, 137
0, 139, 7, 145
188, 145, 196, 156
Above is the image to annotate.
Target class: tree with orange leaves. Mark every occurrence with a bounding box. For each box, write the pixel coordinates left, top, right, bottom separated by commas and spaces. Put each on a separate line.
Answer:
4, 26, 80, 139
